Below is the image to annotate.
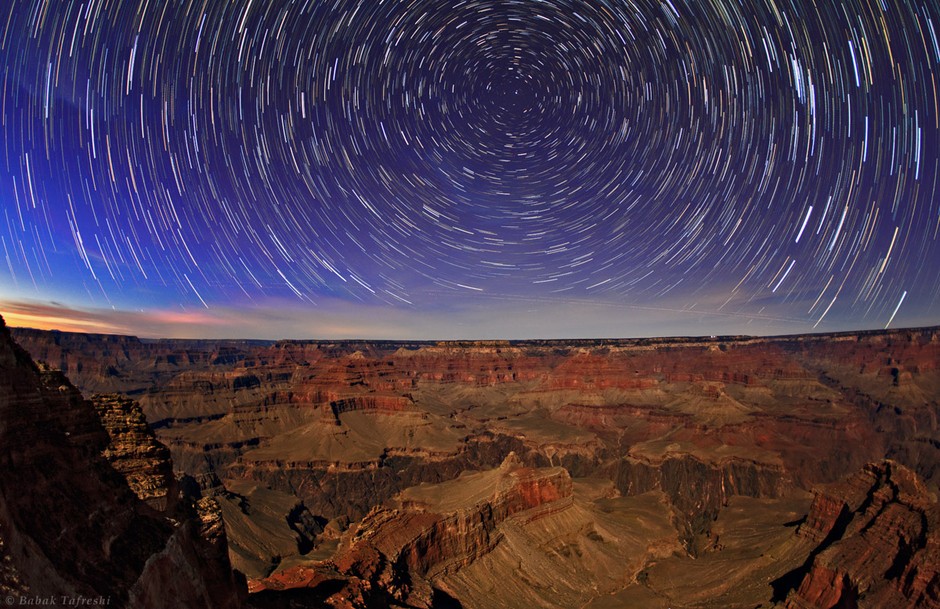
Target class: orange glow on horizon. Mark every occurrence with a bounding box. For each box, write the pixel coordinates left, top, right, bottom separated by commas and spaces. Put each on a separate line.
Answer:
1, 300, 252, 339
2, 311, 126, 334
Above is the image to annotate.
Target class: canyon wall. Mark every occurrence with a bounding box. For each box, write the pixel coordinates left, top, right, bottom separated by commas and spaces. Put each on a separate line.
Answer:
781, 461, 940, 609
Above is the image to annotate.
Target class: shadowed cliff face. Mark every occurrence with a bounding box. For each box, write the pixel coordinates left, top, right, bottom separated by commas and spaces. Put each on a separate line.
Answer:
8, 325, 940, 608
0, 317, 245, 608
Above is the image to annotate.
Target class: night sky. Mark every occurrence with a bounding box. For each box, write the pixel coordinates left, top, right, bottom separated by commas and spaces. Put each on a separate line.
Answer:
1, 0, 938, 339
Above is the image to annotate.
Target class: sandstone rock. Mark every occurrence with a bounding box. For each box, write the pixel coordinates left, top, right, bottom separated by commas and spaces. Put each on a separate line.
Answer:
92, 393, 178, 512
781, 461, 940, 609
250, 456, 573, 607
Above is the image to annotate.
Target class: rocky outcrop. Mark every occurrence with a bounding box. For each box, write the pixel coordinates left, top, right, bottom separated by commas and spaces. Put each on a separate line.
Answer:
91, 393, 178, 512
0, 315, 245, 608
779, 461, 940, 609
251, 454, 573, 607
329, 395, 415, 417
364, 453, 572, 580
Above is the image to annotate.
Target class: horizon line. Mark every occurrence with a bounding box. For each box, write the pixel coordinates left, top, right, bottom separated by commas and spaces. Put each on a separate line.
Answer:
7, 321, 939, 345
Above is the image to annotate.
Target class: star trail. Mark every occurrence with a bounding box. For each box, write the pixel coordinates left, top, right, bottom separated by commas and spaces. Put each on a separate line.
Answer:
0, 0, 938, 339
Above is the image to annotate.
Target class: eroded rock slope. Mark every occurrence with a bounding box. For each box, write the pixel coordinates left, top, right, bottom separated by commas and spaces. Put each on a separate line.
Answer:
9, 324, 940, 608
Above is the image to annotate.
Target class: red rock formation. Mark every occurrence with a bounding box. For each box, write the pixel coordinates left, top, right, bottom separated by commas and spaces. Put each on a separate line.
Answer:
783, 461, 940, 609
329, 395, 415, 417
8, 329, 934, 495
8, 324, 940, 607
251, 454, 572, 607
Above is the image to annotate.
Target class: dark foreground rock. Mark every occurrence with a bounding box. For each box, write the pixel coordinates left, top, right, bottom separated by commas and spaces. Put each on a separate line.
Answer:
0, 315, 245, 608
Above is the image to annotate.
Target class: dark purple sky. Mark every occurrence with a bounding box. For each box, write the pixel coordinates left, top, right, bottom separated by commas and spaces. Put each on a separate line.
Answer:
1, 0, 938, 339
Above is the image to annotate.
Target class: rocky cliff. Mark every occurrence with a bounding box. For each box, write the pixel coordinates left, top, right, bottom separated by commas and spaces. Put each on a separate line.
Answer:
780, 461, 940, 609
250, 453, 573, 608
0, 316, 245, 608
616, 453, 792, 552
91, 393, 179, 512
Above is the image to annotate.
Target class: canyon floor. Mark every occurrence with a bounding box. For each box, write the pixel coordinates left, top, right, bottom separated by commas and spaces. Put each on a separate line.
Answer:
5, 323, 940, 608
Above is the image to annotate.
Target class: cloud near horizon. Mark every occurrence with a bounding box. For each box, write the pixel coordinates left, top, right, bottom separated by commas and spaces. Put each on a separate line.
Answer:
0, 298, 419, 339
1, 300, 216, 336
4, 293, 926, 341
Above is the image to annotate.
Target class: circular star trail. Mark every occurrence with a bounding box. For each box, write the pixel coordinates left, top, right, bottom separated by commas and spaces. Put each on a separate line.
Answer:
1, 0, 939, 335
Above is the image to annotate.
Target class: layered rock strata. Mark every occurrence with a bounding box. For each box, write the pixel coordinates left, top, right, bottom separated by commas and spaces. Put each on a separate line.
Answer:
7, 324, 940, 607
781, 461, 940, 609
251, 454, 573, 608
91, 392, 179, 512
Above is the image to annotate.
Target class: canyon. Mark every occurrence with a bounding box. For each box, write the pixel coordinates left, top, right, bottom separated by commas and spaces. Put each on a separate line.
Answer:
3, 319, 939, 607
